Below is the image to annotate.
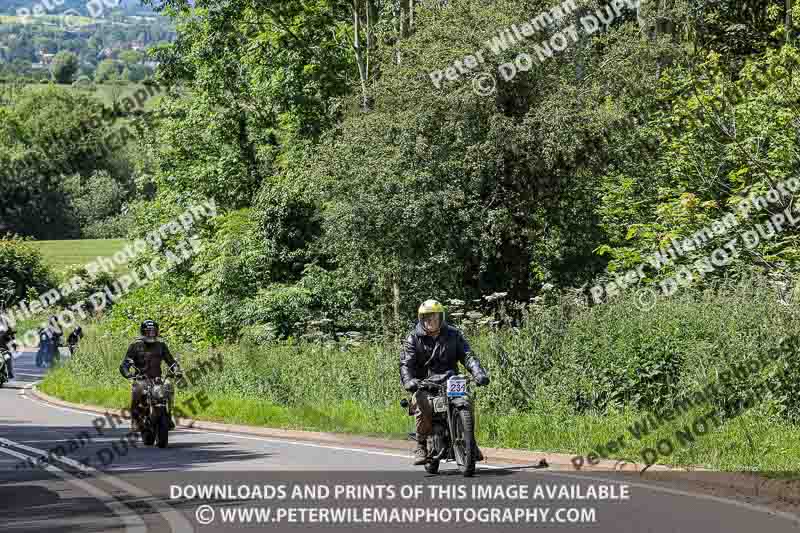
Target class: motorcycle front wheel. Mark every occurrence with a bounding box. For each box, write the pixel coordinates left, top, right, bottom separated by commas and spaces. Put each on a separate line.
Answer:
453, 409, 476, 477
424, 459, 440, 474
142, 427, 155, 446
155, 411, 169, 448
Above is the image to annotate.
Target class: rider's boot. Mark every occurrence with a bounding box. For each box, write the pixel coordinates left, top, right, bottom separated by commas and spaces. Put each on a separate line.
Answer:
413, 440, 428, 465
476, 446, 485, 462
130, 406, 141, 432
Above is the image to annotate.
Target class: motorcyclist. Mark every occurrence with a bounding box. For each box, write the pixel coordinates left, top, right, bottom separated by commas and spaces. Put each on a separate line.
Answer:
67, 325, 83, 355
119, 320, 182, 431
400, 299, 490, 465
41, 316, 63, 367
0, 326, 16, 380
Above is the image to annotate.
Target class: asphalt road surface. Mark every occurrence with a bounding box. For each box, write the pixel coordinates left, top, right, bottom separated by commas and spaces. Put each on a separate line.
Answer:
2, 350, 799, 533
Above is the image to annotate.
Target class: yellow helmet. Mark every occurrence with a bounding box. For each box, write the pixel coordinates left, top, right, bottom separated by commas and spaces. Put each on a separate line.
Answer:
418, 300, 446, 335
418, 299, 445, 317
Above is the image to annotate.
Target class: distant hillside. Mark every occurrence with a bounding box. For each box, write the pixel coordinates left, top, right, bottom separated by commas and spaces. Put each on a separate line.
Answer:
0, 0, 157, 16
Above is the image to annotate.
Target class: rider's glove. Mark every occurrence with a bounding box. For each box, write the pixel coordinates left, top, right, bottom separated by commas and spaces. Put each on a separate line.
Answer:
475, 373, 490, 387
122, 358, 137, 377
404, 379, 420, 393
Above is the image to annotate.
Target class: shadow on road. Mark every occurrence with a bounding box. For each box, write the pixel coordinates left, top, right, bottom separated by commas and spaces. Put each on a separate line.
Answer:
0, 422, 272, 479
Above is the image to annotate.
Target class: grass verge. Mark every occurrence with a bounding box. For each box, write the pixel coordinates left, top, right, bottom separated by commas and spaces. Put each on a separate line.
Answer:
39, 367, 411, 440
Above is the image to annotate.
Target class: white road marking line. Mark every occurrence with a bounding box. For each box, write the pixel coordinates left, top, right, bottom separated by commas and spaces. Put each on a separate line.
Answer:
15, 383, 195, 533
22, 382, 800, 524
0, 433, 194, 533
0, 441, 146, 533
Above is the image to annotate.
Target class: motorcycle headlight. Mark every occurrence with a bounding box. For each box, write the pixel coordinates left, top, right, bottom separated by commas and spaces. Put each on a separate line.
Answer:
151, 385, 164, 400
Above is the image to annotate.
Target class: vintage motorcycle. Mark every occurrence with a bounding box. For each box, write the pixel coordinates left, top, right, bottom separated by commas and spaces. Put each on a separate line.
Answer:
401, 371, 478, 477
126, 362, 179, 449
0, 349, 10, 388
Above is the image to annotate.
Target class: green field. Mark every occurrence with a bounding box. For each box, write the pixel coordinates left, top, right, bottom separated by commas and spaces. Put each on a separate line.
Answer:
0, 14, 110, 27
73, 83, 164, 110
32, 239, 128, 272
20, 82, 165, 110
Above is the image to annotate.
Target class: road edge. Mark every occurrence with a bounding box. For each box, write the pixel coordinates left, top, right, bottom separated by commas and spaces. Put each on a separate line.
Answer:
29, 384, 800, 505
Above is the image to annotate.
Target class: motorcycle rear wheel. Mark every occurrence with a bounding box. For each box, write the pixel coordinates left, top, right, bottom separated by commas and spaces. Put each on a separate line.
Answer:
453, 409, 476, 477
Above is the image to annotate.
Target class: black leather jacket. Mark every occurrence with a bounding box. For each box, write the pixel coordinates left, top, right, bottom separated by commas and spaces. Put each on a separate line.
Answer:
120, 337, 178, 379
400, 321, 487, 387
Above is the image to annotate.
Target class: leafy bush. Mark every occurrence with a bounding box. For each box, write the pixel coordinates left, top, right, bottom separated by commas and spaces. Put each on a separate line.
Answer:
56, 265, 118, 311
0, 236, 57, 307
104, 282, 221, 348
238, 284, 315, 341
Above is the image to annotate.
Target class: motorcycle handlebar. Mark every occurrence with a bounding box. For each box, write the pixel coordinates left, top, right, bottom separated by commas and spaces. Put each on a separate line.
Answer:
418, 374, 474, 392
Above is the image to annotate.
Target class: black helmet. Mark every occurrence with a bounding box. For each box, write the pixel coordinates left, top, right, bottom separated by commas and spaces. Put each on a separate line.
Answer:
140, 320, 159, 342
0, 325, 15, 342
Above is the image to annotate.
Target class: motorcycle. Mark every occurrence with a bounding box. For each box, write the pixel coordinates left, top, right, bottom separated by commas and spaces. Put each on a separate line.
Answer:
0, 349, 10, 387
126, 362, 179, 449
400, 371, 478, 477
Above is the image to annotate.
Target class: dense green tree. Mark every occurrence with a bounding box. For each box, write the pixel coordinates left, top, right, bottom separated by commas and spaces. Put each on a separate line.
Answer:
51, 51, 79, 84
0, 86, 139, 239
95, 59, 121, 82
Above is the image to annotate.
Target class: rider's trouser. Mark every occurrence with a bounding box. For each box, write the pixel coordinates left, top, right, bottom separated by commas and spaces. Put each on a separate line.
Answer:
412, 390, 433, 444
130, 380, 146, 420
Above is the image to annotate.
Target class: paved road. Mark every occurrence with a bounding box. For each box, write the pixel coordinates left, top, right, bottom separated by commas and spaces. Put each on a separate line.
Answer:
1, 350, 799, 532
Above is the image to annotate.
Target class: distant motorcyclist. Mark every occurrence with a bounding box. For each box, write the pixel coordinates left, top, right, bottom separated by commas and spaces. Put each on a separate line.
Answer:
400, 299, 490, 465
0, 326, 17, 380
67, 325, 83, 355
38, 317, 63, 368
119, 320, 182, 431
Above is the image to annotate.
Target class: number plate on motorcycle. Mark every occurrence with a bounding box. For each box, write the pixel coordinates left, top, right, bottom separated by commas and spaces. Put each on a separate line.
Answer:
446, 377, 467, 397
433, 397, 448, 413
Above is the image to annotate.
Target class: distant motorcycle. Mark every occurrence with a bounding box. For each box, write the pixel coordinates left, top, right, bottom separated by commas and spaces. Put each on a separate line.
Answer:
126, 362, 179, 448
0, 349, 10, 387
401, 371, 478, 477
